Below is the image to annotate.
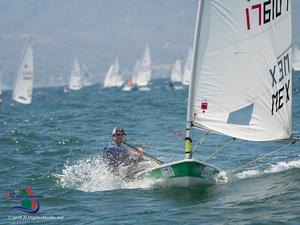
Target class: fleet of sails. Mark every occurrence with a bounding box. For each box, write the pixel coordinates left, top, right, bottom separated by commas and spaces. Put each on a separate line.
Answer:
104, 44, 152, 91
3, 32, 298, 107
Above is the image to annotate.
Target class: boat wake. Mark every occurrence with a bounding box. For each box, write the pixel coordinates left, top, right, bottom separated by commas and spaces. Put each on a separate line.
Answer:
215, 171, 229, 184
235, 159, 300, 179
55, 155, 156, 192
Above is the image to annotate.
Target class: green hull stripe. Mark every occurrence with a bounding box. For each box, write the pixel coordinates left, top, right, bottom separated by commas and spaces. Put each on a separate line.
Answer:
141, 161, 219, 180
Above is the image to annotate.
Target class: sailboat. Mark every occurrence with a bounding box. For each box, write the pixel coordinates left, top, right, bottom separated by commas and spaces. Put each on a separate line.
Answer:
292, 46, 300, 71
68, 57, 82, 91
81, 61, 93, 87
182, 47, 192, 86
135, 44, 151, 91
135, 0, 294, 187
122, 60, 140, 91
12, 37, 34, 104
169, 59, 183, 90
103, 58, 124, 88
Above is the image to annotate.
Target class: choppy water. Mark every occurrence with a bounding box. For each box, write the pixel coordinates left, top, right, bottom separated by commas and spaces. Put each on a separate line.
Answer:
1, 77, 300, 224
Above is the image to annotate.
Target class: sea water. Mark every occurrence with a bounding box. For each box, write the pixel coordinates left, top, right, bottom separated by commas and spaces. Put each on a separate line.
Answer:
0, 77, 300, 224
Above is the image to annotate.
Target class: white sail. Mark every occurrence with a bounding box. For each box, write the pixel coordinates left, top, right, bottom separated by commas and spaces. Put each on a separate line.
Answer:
132, 59, 140, 85
136, 44, 151, 87
122, 60, 140, 91
81, 61, 92, 86
68, 58, 82, 90
112, 58, 124, 87
103, 64, 114, 87
12, 38, 34, 104
170, 59, 182, 83
187, 0, 292, 142
292, 46, 300, 71
103, 58, 124, 88
182, 47, 192, 85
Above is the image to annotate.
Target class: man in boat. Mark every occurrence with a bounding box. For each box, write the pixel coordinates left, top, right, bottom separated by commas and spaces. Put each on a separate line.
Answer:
103, 127, 144, 174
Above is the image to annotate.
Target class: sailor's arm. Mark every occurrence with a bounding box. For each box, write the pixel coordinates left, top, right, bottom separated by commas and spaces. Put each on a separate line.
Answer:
128, 146, 143, 157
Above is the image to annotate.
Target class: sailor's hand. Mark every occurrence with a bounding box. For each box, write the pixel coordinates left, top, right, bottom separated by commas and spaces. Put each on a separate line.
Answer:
135, 147, 143, 157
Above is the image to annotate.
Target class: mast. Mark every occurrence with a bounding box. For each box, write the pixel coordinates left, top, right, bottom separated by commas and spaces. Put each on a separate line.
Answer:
185, 0, 204, 159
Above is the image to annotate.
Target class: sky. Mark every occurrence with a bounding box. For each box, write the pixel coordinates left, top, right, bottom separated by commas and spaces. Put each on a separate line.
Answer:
0, 0, 299, 89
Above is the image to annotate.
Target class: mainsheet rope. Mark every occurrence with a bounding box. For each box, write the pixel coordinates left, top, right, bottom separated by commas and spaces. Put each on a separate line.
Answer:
192, 132, 209, 153
203, 138, 235, 161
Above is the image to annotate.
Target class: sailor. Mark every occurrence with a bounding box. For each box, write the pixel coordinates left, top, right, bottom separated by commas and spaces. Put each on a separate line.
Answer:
103, 127, 143, 173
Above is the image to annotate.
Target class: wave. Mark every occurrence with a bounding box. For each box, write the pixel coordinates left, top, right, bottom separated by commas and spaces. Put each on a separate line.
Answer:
235, 159, 300, 179
54, 155, 155, 192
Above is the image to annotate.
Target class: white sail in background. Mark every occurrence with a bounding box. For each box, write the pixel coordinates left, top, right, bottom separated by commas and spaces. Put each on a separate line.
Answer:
292, 46, 300, 71
12, 38, 34, 104
122, 60, 140, 91
81, 61, 92, 86
68, 58, 82, 90
187, 0, 292, 142
103, 58, 124, 88
136, 44, 151, 88
170, 59, 182, 83
132, 59, 140, 85
182, 47, 192, 85
103, 64, 114, 88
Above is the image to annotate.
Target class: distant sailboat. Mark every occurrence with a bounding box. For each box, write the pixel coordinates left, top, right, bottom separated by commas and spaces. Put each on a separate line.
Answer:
103, 58, 124, 88
136, 45, 151, 91
81, 61, 93, 87
182, 47, 192, 86
169, 59, 183, 90
122, 60, 140, 91
68, 58, 82, 91
12, 37, 34, 104
292, 46, 300, 71
135, 0, 294, 187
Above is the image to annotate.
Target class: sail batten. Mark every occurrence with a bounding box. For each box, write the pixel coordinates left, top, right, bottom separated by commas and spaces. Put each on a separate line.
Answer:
187, 0, 292, 142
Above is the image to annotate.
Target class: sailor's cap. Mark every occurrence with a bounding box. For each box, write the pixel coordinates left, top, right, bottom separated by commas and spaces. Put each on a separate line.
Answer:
112, 127, 126, 136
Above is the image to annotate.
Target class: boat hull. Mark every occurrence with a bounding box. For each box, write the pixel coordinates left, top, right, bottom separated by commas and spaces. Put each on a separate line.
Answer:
138, 86, 150, 91
135, 159, 221, 187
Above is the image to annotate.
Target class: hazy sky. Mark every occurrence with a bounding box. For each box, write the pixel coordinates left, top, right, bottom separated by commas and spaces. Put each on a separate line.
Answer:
0, 0, 299, 88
